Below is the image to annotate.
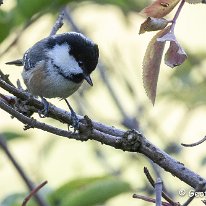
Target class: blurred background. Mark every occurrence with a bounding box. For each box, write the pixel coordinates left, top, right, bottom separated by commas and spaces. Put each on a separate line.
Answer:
1, 0, 206, 205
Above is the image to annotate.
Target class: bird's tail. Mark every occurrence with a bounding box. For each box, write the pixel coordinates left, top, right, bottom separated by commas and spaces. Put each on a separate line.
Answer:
6, 59, 23, 66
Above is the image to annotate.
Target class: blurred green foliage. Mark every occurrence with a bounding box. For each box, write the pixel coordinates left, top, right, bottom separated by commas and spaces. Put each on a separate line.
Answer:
2, 131, 28, 141
0, 176, 131, 206
1, 193, 33, 206
0, 0, 148, 42
49, 176, 131, 206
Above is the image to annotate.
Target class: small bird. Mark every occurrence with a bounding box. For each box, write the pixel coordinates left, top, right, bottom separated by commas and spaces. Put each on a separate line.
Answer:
6, 32, 99, 129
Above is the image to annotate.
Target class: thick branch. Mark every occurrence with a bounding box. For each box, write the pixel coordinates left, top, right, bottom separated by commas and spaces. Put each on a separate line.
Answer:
0, 77, 206, 190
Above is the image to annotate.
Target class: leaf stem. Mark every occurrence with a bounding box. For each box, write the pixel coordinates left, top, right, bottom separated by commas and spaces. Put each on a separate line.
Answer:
170, 0, 185, 33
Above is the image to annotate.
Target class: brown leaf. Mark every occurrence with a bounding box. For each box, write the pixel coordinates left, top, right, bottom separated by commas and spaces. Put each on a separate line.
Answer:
139, 17, 169, 34
143, 27, 170, 105
140, 0, 181, 18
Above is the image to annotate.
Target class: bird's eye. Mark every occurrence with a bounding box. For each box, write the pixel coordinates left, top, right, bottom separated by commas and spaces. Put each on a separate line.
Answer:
78, 61, 84, 67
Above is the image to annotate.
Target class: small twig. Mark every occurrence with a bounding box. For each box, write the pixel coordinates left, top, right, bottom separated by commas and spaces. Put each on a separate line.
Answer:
49, 10, 64, 36
144, 167, 179, 206
170, 0, 185, 33
155, 178, 163, 206
132, 194, 171, 206
0, 70, 14, 86
181, 136, 206, 147
0, 135, 48, 206
22, 181, 48, 206
144, 167, 155, 186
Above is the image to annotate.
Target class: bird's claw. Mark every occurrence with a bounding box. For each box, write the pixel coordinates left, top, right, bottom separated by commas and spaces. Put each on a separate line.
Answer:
70, 110, 80, 132
64, 99, 80, 132
38, 97, 49, 118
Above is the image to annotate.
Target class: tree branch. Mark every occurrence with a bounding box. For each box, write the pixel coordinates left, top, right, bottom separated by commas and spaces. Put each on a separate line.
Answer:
0, 76, 206, 191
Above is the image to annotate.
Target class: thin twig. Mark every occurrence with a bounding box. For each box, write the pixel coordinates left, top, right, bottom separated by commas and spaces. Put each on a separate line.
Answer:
0, 135, 48, 206
49, 10, 64, 36
170, 0, 185, 33
0, 70, 14, 86
22, 181, 48, 206
132, 194, 171, 206
144, 167, 179, 206
155, 177, 163, 206
144, 167, 155, 186
181, 136, 206, 147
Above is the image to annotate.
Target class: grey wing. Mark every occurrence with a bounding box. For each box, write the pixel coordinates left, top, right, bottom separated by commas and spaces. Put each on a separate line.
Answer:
23, 39, 49, 71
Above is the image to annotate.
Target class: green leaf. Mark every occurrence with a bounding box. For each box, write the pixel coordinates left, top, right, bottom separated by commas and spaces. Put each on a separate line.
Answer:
2, 131, 28, 141
49, 176, 131, 206
49, 176, 107, 205
0, 193, 35, 206
0, 10, 12, 40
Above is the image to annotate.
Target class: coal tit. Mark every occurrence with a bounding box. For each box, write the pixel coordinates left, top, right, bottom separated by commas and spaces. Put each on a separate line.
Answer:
6, 32, 99, 128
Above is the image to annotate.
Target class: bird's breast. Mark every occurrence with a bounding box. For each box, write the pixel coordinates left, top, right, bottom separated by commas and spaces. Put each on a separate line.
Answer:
22, 62, 82, 98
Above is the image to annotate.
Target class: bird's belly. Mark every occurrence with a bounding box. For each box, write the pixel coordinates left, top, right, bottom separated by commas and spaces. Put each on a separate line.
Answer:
22, 68, 82, 98
42, 77, 82, 98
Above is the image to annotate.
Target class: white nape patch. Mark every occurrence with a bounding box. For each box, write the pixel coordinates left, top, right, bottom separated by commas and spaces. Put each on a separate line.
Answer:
47, 43, 82, 75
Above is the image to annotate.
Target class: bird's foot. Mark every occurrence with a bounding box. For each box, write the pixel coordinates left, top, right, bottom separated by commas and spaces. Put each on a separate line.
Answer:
65, 99, 80, 132
70, 109, 80, 132
38, 97, 49, 118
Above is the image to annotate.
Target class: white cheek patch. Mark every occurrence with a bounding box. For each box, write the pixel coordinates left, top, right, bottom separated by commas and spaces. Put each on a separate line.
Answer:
47, 43, 83, 75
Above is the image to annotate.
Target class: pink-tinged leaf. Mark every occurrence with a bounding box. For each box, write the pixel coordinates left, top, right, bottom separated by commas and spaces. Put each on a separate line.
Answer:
157, 28, 187, 68
139, 17, 169, 34
157, 31, 176, 42
140, 0, 181, 18
164, 41, 187, 67
186, 0, 206, 3
143, 27, 170, 105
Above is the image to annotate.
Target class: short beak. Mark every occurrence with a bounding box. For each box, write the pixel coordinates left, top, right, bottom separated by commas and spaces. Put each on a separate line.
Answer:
83, 74, 93, 86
